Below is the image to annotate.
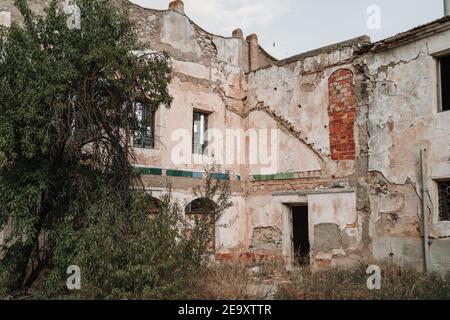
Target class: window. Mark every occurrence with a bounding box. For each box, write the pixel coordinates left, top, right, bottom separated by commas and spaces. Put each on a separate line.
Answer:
439, 55, 450, 112
185, 198, 217, 215
438, 180, 450, 221
192, 111, 208, 155
134, 102, 155, 149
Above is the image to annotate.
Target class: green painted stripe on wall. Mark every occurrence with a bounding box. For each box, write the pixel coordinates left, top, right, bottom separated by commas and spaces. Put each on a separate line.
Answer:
211, 173, 230, 181
166, 169, 203, 179
192, 172, 204, 179
167, 169, 190, 178
133, 167, 163, 176
135, 167, 234, 181
252, 172, 295, 181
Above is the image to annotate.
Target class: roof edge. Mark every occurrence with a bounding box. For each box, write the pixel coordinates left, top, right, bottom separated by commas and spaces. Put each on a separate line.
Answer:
248, 36, 371, 73
366, 15, 450, 53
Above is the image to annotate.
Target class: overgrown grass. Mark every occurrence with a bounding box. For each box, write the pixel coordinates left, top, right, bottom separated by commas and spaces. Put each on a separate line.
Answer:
3, 261, 449, 300
188, 265, 253, 300
187, 263, 450, 300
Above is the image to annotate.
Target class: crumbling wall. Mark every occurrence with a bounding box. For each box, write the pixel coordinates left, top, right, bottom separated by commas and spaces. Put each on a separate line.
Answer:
241, 38, 372, 267
121, 1, 249, 177
363, 28, 450, 273
0, 0, 47, 25
146, 184, 246, 257
308, 192, 361, 267
2, 0, 449, 273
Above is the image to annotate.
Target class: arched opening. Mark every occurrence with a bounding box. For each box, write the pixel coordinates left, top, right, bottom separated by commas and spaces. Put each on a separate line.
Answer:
185, 198, 218, 253
148, 197, 162, 219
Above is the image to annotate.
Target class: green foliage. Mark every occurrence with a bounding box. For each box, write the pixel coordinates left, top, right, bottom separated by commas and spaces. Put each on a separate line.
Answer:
41, 169, 232, 299
0, 1, 233, 300
0, 0, 178, 296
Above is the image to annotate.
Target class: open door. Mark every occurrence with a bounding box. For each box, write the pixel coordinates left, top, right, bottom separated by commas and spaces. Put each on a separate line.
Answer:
292, 206, 310, 265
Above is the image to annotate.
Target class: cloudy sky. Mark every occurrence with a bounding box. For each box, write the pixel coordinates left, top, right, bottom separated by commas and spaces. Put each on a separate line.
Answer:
130, 0, 444, 59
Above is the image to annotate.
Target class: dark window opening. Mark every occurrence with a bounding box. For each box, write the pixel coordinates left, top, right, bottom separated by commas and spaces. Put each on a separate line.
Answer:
134, 102, 155, 149
440, 55, 450, 112
192, 111, 208, 155
292, 206, 310, 265
438, 180, 450, 221
185, 198, 218, 215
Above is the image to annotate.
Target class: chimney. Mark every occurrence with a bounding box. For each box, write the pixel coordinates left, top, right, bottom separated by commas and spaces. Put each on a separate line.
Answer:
246, 34, 259, 71
169, 0, 185, 15
445, 0, 450, 16
246, 33, 259, 46
232, 28, 244, 40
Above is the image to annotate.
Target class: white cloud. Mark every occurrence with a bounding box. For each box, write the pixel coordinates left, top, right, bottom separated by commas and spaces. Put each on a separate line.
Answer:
187, 0, 293, 33
131, 0, 293, 36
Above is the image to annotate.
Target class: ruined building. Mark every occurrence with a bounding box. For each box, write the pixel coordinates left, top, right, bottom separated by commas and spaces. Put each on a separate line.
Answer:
1, 0, 450, 273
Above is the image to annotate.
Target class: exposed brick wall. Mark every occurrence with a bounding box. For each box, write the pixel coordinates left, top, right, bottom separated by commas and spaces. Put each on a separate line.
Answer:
328, 69, 356, 161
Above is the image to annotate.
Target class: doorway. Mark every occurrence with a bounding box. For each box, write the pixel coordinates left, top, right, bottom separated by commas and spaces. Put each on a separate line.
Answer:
292, 206, 310, 265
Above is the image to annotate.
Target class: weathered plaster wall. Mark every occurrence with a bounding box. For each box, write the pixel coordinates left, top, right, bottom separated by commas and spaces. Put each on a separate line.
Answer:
363, 28, 450, 272
122, 1, 250, 177
240, 38, 372, 267
146, 185, 247, 256
0, 0, 46, 25
0, 9, 10, 27
245, 39, 369, 177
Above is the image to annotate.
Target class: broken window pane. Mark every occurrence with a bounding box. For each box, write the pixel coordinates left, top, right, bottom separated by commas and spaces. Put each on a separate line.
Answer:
438, 180, 450, 221
133, 102, 155, 149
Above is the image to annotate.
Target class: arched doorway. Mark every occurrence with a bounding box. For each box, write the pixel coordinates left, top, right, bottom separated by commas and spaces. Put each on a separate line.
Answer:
185, 198, 218, 253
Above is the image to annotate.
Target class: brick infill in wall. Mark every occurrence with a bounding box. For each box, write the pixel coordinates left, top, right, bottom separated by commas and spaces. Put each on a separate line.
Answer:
328, 69, 356, 161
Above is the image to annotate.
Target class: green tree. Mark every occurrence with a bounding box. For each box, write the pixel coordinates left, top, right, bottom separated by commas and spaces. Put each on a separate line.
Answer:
0, 0, 174, 294
46, 165, 232, 299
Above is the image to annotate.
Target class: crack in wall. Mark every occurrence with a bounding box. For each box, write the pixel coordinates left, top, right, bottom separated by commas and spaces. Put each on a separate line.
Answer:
226, 100, 327, 165
213, 87, 327, 165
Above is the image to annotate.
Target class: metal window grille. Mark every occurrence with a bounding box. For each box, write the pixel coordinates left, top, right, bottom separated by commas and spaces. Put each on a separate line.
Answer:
438, 180, 450, 221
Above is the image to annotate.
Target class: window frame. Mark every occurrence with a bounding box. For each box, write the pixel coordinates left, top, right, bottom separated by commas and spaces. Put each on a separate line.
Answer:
133, 102, 156, 149
436, 179, 450, 222
192, 111, 209, 155
435, 53, 450, 113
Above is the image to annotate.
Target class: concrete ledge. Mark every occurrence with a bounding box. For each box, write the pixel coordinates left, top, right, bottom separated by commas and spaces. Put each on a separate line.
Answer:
272, 189, 355, 196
